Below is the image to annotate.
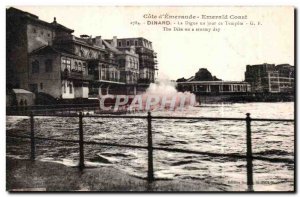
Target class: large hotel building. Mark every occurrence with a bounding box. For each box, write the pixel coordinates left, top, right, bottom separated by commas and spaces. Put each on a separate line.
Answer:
245, 63, 294, 93
6, 7, 158, 102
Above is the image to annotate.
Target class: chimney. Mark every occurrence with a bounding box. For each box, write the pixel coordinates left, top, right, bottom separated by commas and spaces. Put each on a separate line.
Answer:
53, 17, 57, 24
130, 46, 135, 53
87, 35, 93, 45
112, 36, 117, 48
95, 36, 103, 48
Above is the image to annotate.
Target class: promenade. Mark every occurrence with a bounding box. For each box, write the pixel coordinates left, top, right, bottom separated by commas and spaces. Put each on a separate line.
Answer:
7, 158, 221, 192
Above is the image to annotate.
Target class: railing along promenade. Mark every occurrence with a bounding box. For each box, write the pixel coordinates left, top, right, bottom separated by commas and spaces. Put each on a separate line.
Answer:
6, 109, 294, 191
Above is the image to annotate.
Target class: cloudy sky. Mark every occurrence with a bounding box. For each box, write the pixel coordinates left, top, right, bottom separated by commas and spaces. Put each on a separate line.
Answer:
13, 6, 294, 81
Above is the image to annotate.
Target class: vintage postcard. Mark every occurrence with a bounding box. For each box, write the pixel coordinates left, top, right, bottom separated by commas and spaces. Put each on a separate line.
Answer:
6, 6, 295, 192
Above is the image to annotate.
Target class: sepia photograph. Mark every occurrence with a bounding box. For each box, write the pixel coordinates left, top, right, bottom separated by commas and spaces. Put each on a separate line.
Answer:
5, 5, 295, 192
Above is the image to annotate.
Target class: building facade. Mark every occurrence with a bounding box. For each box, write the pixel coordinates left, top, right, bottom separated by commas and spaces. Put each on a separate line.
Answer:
7, 7, 158, 102
29, 45, 91, 99
176, 68, 251, 94
7, 7, 74, 90
106, 37, 158, 84
245, 63, 294, 93
177, 80, 251, 94
58, 35, 124, 98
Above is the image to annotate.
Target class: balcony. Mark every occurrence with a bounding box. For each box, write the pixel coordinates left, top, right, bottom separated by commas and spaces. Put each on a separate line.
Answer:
62, 70, 95, 81
96, 58, 118, 66
137, 47, 154, 55
140, 57, 157, 64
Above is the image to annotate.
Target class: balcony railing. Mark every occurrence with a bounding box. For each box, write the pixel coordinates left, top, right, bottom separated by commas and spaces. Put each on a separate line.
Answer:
6, 111, 294, 192
62, 70, 94, 81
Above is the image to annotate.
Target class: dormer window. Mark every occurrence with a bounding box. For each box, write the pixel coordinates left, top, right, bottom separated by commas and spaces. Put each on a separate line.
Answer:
80, 49, 85, 57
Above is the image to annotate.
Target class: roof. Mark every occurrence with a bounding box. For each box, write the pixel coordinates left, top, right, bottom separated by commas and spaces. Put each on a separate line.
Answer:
13, 89, 34, 94
7, 7, 74, 33
177, 81, 249, 85
30, 45, 60, 55
276, 64, 294, 68
30, 45, 87, 60
105, 37, 151, 42
104, 37, 154, 51
55, 36, 106, 52
102, 40, 122, 54
50, 21, 74, 33
248, 63, 275, 67
7, 7, 38, 19
186, 76, 195, 82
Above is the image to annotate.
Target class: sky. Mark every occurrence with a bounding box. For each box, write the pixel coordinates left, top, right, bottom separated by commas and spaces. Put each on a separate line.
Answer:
12, 6, 294, 81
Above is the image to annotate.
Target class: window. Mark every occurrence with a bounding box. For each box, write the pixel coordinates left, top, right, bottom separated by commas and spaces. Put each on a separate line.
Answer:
45, 59, 53, 72
63, 82, 66, 93
78, 63, 82, 71
48, 33, 51, 37
69, 83, 73, 94
118, 41, 122, 47
74, 62, 78, 70
33, 28, 36, 33
126, 41, 130, 46
80, 49, 85, 57
62, 58, 71, 71
40, 83, 43, 90
82, 63, 86, 74
41, 31, 44, 35
32, 60, 39, 73
135, 40, 138, 46
67, 60, 71, 70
